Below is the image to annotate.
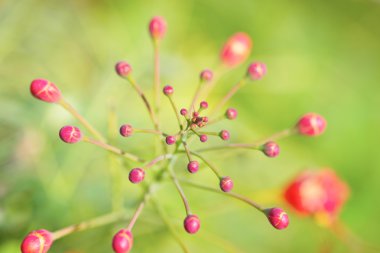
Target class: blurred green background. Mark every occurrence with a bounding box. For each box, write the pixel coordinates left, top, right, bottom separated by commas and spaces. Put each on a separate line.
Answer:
1, 0, 380, 252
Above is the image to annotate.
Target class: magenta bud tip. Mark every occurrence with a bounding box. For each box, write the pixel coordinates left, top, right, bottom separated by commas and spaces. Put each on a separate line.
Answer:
115, 61, 132, 77
112, 229, 133, 253
30, 79, 61, 103
129, 168, 145, 184
184, 215, 200, 234
265, 208, 289, 230
59, 126, 82, 144
199, 134, 208, 143
225, 108, 238, 120
165, 135, 176, 145
200, 69, 213, 82
21, 229, 53, 253
219, 130, 230, 141
187, 161, 199, 173
262, 141, 280, 158
120, 124, 133, 137
247, 62, 267, 80
220, 176, 234, 192
163, 85, 174, 96
149, 16, 167, 40
220, 33, 252, 67
297, 113, 327, 136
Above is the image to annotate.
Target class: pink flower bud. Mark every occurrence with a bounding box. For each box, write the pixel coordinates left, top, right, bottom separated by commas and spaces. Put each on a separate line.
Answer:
262, 141, 280, 158
129, 168, 145, 184
115, 61, 132, 77
180, 108, 188, 116
247, 62, 267, 80
200, 69, 213, 82
219, 130, 230, 141
200, 101, 208, 109
165, 135, 176, 145
297, 113, 327, 136
21, 229, 53, 253
30, 79, 61, 103
265, 208, 289, 230
120, 124, 133, 137
220, 33, 252, 67
199, 134, 208, 143
149, 16, 167, 40
184, 215, 200, 234
112, 229, 133, 253
187, 161, 199, 173
59, 126, 82, 144
163, 85, 174, 96
225, 108, 238, 120
220, 176, 234, 192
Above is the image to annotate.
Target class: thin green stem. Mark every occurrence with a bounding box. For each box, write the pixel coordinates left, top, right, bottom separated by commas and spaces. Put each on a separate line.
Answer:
196, 128, 297, 153
167, 158, 192, 215
189, 80, 203, 114
153, 40, 160, 114
144, 153, 173, 170
134, 128, 167, 136
58, 98, 106, 142
180, 179, 264, 213
210, 77, 247, 115
187, 151, 221, 178
167, 95, 183, 130
197, 131, 219, 136
150, 197, 190, 253
52, 210, 127, 240
82, 137, 145, 163
126, 75, 159, 131
126, 192, 151, 231
182, 141, 192, 162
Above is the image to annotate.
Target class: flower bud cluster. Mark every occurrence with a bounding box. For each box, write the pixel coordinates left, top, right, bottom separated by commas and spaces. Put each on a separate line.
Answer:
24, 15, 337, 253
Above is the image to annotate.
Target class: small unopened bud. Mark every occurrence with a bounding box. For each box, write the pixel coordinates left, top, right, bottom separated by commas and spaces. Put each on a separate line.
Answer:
129, 168, 145, 184
219, 130, 230, 141
225, 108, 238, 120
30, 79, 61, 103
200, 69, 213, 82
115, 61, 132, 77
112, 229, 133, 253
184, 215, 200, 234
120, 124, 133, 137
180, 108, 188, 116
199, 134, 208, 143
187, 161, 199, 173
200, 101, 208, 109
262, 141, 280, 158
220, 176, 234, 192
21, 229, 53, 253
297, 113, 327, 136
165, 135, 176, 145
59, 126, 82, 144
247, 62, 267, 80
220, 33, 252, 67
265, 208, 289, 230
149, 16, 167, 40
163, 85, 174, 96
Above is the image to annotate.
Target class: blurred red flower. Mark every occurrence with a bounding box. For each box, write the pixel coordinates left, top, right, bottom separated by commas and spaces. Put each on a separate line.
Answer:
284, 169, 349, 225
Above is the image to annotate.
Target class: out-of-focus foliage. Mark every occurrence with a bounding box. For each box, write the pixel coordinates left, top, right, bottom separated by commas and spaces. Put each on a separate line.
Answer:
1, 0, 380, 252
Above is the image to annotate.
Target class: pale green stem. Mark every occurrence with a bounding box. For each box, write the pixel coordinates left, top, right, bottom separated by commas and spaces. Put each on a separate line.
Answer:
58, 98, 106, 142
52, 210, 127, 240
82, 136, 145, 163
210, 77, 246, 115
180, 179, 264, 213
